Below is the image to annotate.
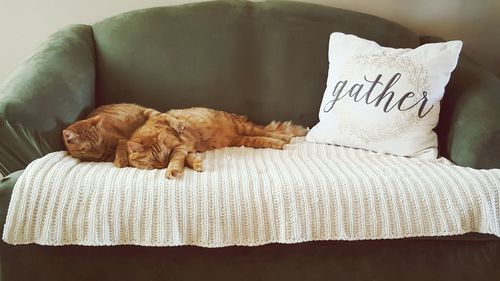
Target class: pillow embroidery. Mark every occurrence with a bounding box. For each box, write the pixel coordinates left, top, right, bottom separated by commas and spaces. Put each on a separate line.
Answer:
306, 33, 462, 158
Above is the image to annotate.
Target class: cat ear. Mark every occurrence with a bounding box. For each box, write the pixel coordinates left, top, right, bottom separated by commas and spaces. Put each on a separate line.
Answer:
127, 141, 144, 152
89, 115, 104, 127
63, 130, 79, 143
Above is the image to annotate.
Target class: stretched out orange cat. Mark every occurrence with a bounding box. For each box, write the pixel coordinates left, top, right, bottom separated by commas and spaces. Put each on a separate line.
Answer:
63, 103, 181, 167
127, 107, 306, 178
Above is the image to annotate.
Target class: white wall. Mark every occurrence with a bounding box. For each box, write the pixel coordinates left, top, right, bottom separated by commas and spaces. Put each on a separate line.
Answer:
0, 0, 499, 82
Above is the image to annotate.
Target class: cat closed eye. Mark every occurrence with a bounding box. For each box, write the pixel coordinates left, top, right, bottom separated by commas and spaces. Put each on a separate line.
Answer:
79, 145, 91, 151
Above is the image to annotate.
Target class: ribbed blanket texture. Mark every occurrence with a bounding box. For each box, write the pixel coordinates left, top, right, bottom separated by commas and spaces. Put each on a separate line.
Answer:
3, 138, 500, 247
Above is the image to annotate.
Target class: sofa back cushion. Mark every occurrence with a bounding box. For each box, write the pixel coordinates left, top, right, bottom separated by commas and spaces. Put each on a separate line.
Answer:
92, 0, 419, 127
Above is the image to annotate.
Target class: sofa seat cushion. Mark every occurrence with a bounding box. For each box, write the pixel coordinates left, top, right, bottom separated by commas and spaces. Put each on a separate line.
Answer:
3, 138, 500, 247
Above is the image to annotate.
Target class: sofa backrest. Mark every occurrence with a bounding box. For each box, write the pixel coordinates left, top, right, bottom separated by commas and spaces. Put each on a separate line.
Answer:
92, 0, 419, 127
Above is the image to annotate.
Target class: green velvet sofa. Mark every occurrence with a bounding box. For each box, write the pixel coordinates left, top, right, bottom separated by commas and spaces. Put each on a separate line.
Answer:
0, 0, 499, 280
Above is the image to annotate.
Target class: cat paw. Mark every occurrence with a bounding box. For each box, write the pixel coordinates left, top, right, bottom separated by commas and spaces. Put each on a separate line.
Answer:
166, 167, 183, 179
280, 134, 292, 143
175, 121, 186, 134
158, 114, 185, 134
273, 140, 287, 150
270, 133, 292, 143
191, 158, 204, 172
114, 157, 128, 168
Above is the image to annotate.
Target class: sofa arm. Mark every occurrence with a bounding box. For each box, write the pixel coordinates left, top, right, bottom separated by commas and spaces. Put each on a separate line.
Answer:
0, 170, 23, 235
420, 36, 500, 169
0, 25, 96, 176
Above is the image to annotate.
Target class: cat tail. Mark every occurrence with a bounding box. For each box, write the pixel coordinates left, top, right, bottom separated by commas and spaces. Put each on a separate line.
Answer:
263, 121, 307, 136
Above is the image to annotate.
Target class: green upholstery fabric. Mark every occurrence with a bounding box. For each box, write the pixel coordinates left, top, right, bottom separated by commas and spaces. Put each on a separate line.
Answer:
92, 0, 419, 127
441, 54, 500, 169
421, 36, 500, 169
1, 236, 499, 281
0, 170, 23, 234
0, 25, 95, 176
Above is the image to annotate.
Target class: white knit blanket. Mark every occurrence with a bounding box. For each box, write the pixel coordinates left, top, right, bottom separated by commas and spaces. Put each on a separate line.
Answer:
3, 138, 500, 247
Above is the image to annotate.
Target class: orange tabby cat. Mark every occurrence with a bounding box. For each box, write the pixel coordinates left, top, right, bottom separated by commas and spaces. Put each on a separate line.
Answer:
127, 107, 306, 178
127, 114, 202, 178
63, 103, 182, 167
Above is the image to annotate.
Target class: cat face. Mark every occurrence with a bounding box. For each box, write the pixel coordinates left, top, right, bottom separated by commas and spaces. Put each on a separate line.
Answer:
63, 115, 112, 161
127, 130, 181, 170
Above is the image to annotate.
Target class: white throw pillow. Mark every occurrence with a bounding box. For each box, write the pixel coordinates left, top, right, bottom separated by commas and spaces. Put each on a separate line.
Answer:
306, 32, 462, 158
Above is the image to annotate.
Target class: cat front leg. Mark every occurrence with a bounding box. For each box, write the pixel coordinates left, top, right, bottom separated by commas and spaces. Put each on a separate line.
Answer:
165, 145, 188, 179
114, 137, 129, 168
